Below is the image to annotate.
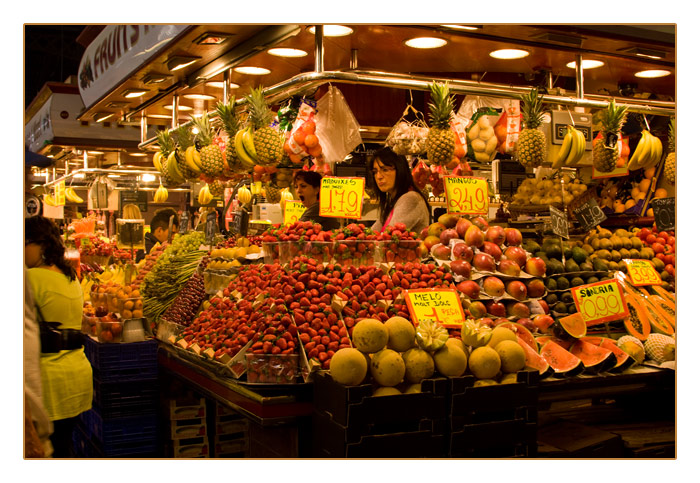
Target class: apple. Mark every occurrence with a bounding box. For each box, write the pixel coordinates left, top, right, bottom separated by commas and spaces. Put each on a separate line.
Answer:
481, 241, 503, 262
517, 317, 537, 333
483, 276, 505, 297
423, 235, 441, 251
526, 278, 546, 298
532, 314, 555, 333
472, 252, 496, 272
427, 222, 446, 238
524, 256, 547, 277
432, 244, 452, 261
485, 226, 506, 246
477, 317, 496, 329
464, 225, 485, 248
507, 302, 530, 319
456, 280, 481, 299
504, 227, 523, 246
498, 259, 521, 277
485, 300, 506, 317
450, 259, 472, 278
506, 280, 528, 301
471, 216, 489, 231
452, 242, 474, 262
440, 228, 460, 246
503, 246, 528, 268
467, 301, 488, 318
455, 217, 473, 238
493, 317, 510, 326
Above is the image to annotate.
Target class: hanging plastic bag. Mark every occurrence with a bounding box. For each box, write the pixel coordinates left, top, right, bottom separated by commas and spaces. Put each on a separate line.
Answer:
458, 95, 520, 161
386, 104, 429, 156
315, 85, 363, 164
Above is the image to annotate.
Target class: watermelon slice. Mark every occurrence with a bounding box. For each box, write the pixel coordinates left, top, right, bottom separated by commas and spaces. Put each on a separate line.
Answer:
581, 336, 634, 373
539, 340, 585, 378
569, 339, 618, 374
516, 337, 553, 379
496, 321, 537, 352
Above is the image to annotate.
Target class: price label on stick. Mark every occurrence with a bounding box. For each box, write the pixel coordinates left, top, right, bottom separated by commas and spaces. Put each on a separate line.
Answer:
444, 176, 489, 215
319, 176, 365, 219
571, 279, 629, 325
179, 211, 189, 235
404, 288, 465, 329
572, 198, 607, 232
549, 206, 569, 239
623, 259, 663, 286
284, 200, 307, 226
650, 197, 675, 231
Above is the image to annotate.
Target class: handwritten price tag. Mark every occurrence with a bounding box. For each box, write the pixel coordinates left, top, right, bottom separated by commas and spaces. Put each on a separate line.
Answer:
444, 176, 489, 215
571, 279, 629, 325
319, 176, 365, 219
623, 259, 663, 286
549, 206, 569, 239
283, 200, 307, 226
404, 288, 465, 329
54, 181, 66, 206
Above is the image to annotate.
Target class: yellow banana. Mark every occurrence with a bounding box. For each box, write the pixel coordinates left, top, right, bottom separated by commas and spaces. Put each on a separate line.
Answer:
198, 184, 213, 205
43, 193, 56, 206
242, 128, 259, 163
192, 149, 202, 169
234, 129, 257, 168
573, 128, 587, 165
627, 130, 649, 171
553, 126, 573, 169
66, 187, 84, 203
167, 151, 186, 184
564, 127, 582, 166
644, 134, 663, 169
153, 151, 164, 173
185, 146, 202, 174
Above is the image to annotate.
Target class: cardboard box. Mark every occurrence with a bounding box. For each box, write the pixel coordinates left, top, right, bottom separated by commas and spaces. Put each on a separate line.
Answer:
170, 417, 207, 440
168, 398, 206, 420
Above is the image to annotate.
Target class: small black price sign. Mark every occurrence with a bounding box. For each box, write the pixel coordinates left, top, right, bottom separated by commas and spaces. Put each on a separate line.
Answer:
230, 209, 249, 237
179, 211, 189, 235
651, 197, 675, 231
549, 206, 569, 239
205, 211, 218, 245
573, 198, 607, 232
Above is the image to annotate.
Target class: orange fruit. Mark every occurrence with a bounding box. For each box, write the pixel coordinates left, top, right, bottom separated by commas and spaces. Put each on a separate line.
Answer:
283, 141, 293, 154
654, 188, 668, 198
293, 129, 307, 145
304, 134, 319, 148
301, 120, 316, 135
308, 145, 323, 157
454, 144, 466, 158
289, 153, 303, 163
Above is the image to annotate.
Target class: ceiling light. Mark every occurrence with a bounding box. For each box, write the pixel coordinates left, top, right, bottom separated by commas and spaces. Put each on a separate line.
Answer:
635, 69, 672, 78
620, 47, 667, 60
122, 88, 149, 98
142, 73, 172, 85
183, 93, 218, 101
267, 47, 308, 58
234, 66, 271, 75
163, 104, 193, 111
566, 59, 604, 69
129, 152, 147, 157
405, 37, 448, 49
166, 55, 201, 72
490, 49, 530, 59
441, 25, 481, 31
72, 172, 85, 179
205, 81, 240, 89
106, 101, 130, 108
107, 174, 121, 178
87, 151, 104, 155
307, 25, 354, 37
140, 173, 156, 183
93, 112, 114, 122
194, 32, 233, 45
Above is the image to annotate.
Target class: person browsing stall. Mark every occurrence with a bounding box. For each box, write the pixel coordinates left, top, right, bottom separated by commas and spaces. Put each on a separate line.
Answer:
142, 208, 179, 260
292, 170, 341, 231
366, 146, 431, 234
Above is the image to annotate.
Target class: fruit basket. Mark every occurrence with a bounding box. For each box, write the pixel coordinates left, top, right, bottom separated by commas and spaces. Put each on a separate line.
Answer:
245, 353, 300, 384
375, 240, 424, 264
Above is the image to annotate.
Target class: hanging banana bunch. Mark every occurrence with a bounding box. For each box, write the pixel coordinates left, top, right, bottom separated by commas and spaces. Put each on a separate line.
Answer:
65, 187, 84, 203
627, 130, 664, 171
237, 185, 252, 204
552, 126, 586, 169
198, 184, 214, 205
154, 184, 169, 203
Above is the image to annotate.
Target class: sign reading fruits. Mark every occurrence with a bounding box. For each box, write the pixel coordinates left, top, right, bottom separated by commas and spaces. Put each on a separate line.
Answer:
319, 176, 365, 219
444, 176, 489, 215
283, 200, 307, 226
623, 259, 663, 286
570, 279, 629, 325
405, 288, 465, 329
53, 181, 66, 206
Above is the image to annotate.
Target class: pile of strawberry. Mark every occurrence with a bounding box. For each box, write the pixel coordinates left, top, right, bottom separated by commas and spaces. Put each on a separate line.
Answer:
635, 225, 676, 278
374, 223, 424, 263
332, 222, 378, 266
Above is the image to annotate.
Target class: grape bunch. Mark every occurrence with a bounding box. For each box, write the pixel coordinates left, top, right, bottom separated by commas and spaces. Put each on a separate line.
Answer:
160, 272, 207, 326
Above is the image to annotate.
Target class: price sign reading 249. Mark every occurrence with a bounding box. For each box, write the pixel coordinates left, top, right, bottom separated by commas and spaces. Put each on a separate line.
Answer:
444, 176, 489, 215
319, 176, 365, 219
571, 279, 629, 325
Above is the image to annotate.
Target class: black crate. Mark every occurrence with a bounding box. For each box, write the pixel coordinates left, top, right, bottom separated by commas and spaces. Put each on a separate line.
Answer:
83, 335, 158, 382
313, 371, 448, 428
74, 413, 160, 458
79, 408, 158, 444
450, 420, 538, 458
92, 377, 159, 418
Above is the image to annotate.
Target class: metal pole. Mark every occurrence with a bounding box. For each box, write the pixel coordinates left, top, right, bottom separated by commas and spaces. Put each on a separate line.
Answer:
141, 112, 148, 144
223, 68, 231, 103
172, 94, 180, 129
575, 54, 584, 99
350, 49, 358, 70
314, 25, 324, 73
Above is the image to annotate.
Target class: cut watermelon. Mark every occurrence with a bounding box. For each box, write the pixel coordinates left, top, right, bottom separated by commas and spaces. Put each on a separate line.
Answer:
569, 338, 618, 374
539, 340, 585, 378
516, 337, 553, 379
496, 321, 537, 352
592, 337, 635, 372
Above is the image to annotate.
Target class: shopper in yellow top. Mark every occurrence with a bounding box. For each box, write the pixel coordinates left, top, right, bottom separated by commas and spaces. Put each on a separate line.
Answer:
25, 216, 93, 457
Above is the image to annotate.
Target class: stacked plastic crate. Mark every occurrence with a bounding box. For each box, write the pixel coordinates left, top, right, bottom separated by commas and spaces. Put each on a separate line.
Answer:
210, 403, 250, 458
73, 336, 160, 458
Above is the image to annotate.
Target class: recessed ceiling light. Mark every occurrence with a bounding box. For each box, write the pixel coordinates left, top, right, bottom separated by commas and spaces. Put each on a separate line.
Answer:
194, 32, 233, 45
166, 55, 201, 72
405, 37, 448, 49
183, 93, 218, 101
234, 66, 271, 75
307, 25, 354, 37
267, 47, 308, 58
490, 49, 530, 59
121, 88, 149, 98
635, 69, 672, 78
142, 73, 171, 85
129, 152, 147, 157
205, 81, 240, 89
566, 59, 605, 69
163, 104, 193, 111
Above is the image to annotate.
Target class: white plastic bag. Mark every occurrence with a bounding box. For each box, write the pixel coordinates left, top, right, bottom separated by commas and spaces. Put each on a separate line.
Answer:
315, 85, 362, 164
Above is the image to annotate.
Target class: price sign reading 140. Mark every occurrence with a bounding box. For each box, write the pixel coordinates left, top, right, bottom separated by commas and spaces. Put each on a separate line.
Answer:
404, 288, 465, 330
283, 200, 307, 226
319, 176, 365, 219
444, 176, 489, 215
623, 259, 663, 286
571, 279, 629, 325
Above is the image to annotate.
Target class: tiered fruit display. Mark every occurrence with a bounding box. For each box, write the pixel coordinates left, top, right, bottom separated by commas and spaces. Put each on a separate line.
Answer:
515, 89, 546, 168
598, 166, 658, 214
510, 173, 588, 207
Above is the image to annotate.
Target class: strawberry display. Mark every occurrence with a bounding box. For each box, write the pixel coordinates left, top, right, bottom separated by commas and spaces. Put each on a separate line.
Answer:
374, 223, 426, 263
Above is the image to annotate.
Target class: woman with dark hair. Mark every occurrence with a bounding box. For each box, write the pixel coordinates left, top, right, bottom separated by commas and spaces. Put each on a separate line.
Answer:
25, 216, 92, 457
292, 170, 341, 231
366, 147, 431, 234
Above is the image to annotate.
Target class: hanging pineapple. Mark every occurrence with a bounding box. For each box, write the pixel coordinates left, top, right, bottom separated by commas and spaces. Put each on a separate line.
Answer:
247, 87, 285, 166
592, 100, 628, 173
191, 114, 226, 178
425, 82, 456, 166
155, 129, 184, 187
208, 179, 225, 197
515, 88, 547, 168
663, 117, 676, 184
216, 96, 247, 175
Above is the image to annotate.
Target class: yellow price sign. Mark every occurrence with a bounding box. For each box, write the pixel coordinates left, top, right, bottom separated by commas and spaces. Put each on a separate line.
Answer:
54, 181, 66, 206
592, 164, 629, 179
444, 176, 489, 215
571, 279, 629, 325
623, 259, 663, 286
319, 176, 365, 219
284, 200, 307, 226
404, 288, 465, 330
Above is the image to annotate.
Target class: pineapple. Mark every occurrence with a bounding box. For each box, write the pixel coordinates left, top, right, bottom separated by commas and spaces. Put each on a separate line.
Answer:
663, 117, 676, 183
264, 182, 281, 203
247, 87, 284, 166
592, 100, 628, 173
172, 124, 199, 180
516, 89, 547, 168
191, 114, 225, 178
155, 129, 179, 187
425, 82, 456, 166
208, 179, 225, 197
216, 96, 245, 175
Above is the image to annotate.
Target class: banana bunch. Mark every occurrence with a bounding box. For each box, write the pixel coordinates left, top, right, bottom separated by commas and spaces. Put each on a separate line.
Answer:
552, 126, 586, 169
198, 184, 214, 205
237, 186, 252, 204
152, 151, 165, 173
42, 193, 57, 206
627, 130, 663, 171
65, 187, 84, 203
185, 145, 203, 175
279, 188, 294, 210
233, 128, 259, 169
154, 185, 169, 203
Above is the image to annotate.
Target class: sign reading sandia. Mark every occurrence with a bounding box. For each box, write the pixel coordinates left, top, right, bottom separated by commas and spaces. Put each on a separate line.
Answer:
570, 279, 629, 325
404, 288, 465, 329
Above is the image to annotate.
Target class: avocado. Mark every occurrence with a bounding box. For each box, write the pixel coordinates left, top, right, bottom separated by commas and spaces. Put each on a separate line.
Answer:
565, 258, 580, 273
553, 302, 568, 314
586, 276, 600, 285
556, 276, 570, 290
545, 243, 563, 259
545, 293, 559, 306
571, 247, 588, 265
535, 251, 548, 260
592, 258, 609, 272
546, 278, 559, 291
562, 243, 573, 260
569, 276, 585, 287
579, 261, 593, 272
551, 259, 565, 274
560, 291, 574, 304
567, 304, 578, 314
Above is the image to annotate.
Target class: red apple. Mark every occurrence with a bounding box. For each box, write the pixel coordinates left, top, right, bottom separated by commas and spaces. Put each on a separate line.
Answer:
503, 246, 528, 268
506, 280, 528, 301
440, 228, 460, 247
485, 300, 506, 317
498, 259, 521, 277
504, 227, 523, 246
477, 317, 497, 329
524, 256, 547, 277
452, 242, 474, 263
507, 302, 530, 319
481, 241, 503, 262
467, 301, 488, 318
526, 278, 546, 298
419, 227, 429, 240
471, 216, 489, 231
485, 226, 506, 246
472, 252, 496, 272
450, 259, 472, 278
455, 217, 473, 238
483, 276, 505, 297
464, 225, 485, 248
456, 280, 481, 299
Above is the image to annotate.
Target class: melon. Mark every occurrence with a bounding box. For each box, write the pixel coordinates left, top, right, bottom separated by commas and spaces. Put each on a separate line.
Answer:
370, 349, 405, 386
415, 320, 449, 352
539, 340, 585, 378
581, 337, 634, 372
385, 316, 416, 352
647, 296, 676, 329
433, 341, 468, 377
402, 347, 435, 383
496, 321, 537, 352
569, 339, 618, 374
373, 386, 402, 397
644, 333, 676, 364
329, 348, 369, 386
516, 337, 554, 379
487, 325, 518, 348
494, 340, 526, 373
352, 318, 389, 353
468, 346, 501, 380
